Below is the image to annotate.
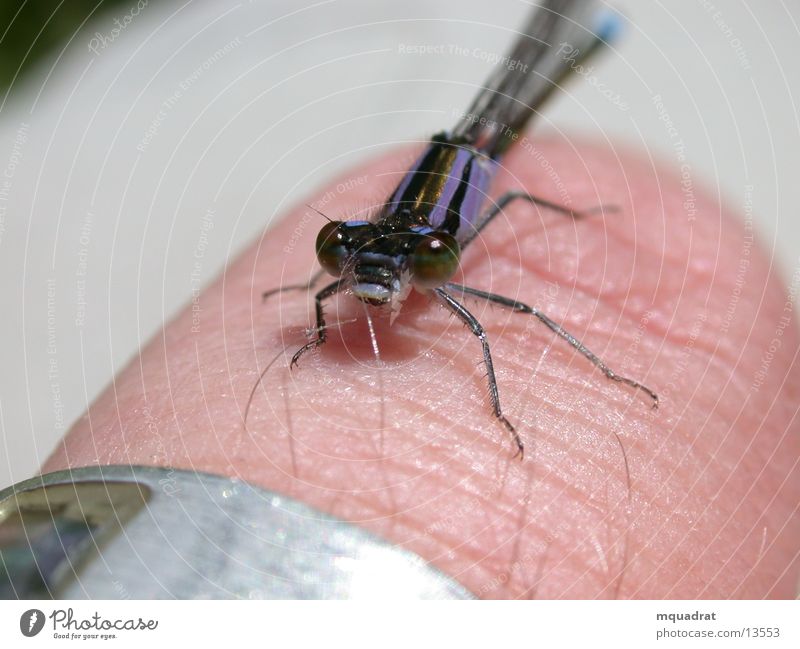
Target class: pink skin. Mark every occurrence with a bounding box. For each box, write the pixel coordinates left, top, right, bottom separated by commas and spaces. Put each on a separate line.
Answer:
45, 137, 800, 598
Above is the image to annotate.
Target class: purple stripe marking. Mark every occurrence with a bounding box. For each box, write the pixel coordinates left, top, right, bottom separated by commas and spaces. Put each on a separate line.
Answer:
387, 140, 498, 241
429, 150, 496, 239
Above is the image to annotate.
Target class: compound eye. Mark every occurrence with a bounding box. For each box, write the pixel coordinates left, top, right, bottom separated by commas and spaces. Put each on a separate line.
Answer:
410, 232, 460, 289
315, 221, 347, 276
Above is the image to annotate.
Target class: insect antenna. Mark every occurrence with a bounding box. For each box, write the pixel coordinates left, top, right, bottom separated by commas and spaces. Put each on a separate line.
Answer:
305, 203, 334, 223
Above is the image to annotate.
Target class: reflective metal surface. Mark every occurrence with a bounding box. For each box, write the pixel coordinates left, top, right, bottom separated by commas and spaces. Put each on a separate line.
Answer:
0, 465, 473, 599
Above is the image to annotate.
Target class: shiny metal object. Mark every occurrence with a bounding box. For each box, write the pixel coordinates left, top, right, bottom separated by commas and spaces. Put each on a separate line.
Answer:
0, 465, 473, 599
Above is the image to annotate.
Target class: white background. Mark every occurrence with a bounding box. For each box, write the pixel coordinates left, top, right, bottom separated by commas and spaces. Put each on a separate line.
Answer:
0, 600, 797, 646
0, 0, 798, 489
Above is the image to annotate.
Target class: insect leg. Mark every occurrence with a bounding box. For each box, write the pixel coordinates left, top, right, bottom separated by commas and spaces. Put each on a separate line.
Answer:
290, 278, 348, 368
262, 268, 326, 301
435, 287, 524, 459
461, 190, 616, 248
446, 282, 659, 408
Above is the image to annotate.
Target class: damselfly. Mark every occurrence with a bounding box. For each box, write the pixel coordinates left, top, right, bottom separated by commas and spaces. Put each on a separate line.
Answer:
262, 0, 658, 458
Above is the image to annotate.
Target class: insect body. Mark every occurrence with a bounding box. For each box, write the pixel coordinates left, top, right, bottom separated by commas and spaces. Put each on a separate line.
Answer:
265, 0, 658, 457
314, 133, 490, 306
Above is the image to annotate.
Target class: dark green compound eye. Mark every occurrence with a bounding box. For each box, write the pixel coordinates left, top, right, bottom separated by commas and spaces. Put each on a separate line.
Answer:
315, 221, 348, 276
410, 232, 460, 289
